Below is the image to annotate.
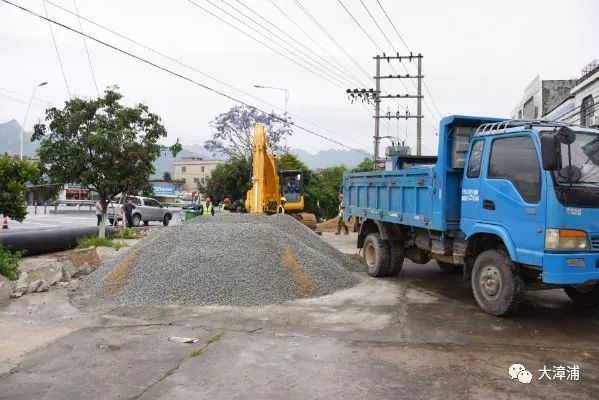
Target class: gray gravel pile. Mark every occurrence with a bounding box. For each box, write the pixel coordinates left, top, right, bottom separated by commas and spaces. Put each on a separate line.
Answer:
82, 214, 361, 306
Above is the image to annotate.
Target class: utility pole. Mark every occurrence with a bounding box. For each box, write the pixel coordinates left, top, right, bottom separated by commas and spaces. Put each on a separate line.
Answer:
416, 56, 422, 156
346, 53, 424, 168
373, 57, 381, 168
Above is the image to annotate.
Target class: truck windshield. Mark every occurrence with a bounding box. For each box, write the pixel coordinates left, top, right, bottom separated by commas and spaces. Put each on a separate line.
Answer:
557, 132, 599, 186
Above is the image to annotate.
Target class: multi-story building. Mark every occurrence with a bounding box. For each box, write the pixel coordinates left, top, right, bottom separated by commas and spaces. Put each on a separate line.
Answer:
173, 157, 224, 193
511, 76, 577, 120
513, 60, 599, 128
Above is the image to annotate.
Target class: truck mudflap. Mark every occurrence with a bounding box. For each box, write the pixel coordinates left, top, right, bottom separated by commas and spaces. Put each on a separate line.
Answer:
542, 253, 599, 284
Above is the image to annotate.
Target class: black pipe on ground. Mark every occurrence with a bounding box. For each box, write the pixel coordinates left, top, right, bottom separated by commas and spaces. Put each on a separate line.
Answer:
0, 227, 117, 256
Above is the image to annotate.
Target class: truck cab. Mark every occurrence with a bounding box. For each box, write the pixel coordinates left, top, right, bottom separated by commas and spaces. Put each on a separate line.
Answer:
344, 115, 599, 315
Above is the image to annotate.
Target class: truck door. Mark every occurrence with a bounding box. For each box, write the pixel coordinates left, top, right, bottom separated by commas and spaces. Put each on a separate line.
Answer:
479, 135, 546, 266
461, 139, 485, 226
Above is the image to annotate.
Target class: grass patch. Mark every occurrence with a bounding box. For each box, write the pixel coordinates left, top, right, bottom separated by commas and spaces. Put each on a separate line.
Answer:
190, 348, 203, 357
0, 243, 22, 281
205, 333, 224, 345
77, 236, 129, 250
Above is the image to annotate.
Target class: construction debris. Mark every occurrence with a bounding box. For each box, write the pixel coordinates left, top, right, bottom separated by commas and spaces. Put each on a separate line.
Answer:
82, 214, 362, 307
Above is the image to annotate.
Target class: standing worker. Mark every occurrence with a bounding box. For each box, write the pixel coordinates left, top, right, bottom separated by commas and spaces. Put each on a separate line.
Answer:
123, 198, 136, 227
221, 197, 231, 213
95, 199, 103, 226
336, 193, 349, 235
277, 197, 286, 214
202, 196, 215, 216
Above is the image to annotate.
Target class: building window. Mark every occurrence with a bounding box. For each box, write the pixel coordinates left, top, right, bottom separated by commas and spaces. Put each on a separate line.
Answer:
181, 166, 186, 173
201, 166, 205, 173
580, 95, 595, 127
193, 177, 199, 183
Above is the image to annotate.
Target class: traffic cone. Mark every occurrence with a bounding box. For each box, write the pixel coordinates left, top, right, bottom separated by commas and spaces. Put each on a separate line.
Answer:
1, 216, 8, 229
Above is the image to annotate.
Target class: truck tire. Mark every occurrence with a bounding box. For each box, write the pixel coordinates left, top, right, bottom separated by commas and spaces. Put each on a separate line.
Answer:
363, 233, 390, 277
471, 249, 524, 316
163, 214, 171, 227
132, 214, 141, 227
437, 261, 462, 274
564, 284, 599, 307
388, 241, 404, 276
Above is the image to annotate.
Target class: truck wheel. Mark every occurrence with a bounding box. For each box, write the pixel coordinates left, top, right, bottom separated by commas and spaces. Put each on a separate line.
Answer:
132, 214, 141, 227
437, 261, 462, 274
564, 284, 599, 307
163, 214, 171, 227
362, 233, 390, 277
388, 241, 404, 276
471, 249, 524, 316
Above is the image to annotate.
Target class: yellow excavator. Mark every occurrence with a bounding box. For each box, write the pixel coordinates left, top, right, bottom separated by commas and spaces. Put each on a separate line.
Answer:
245, 123, 316, 228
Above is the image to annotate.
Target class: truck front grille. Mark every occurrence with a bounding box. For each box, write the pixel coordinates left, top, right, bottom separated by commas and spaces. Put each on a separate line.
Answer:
591, 235, 599, 251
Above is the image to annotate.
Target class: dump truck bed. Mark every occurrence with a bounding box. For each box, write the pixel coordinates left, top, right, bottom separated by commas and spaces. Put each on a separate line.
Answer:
343, 115, 506, 233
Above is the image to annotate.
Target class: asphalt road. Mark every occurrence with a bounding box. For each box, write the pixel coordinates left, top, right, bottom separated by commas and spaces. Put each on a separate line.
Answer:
2, 206, 183, 232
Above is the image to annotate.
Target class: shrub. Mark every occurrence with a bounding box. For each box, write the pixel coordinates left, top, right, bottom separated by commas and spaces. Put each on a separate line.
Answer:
116, 227, 135, 239
0, 243, 22, 281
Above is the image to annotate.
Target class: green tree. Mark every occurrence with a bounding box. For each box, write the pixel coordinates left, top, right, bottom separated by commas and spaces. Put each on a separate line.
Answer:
162, 171, 172, 181
33, 87, 181, 237
308, 165, 347, 218
0, 153, 39, 222
202, 157, 252, 202
351, 157, 374, 172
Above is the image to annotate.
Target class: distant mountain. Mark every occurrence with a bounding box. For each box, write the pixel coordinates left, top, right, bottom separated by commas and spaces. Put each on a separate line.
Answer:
292, 148, 366, 169
0, 120, 39, 158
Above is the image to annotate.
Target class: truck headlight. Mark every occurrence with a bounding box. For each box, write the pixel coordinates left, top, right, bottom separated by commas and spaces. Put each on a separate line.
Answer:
545, 229, 590, 250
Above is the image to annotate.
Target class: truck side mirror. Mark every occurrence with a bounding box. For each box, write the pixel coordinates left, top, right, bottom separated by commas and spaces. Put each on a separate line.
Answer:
557, 126, 576, 145
541, 134, 559, 171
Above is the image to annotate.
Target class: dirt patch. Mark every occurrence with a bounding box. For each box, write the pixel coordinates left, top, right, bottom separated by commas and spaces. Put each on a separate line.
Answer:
281, 248, 318, 297
57, 248, 102, 270
102, 248, 141, 295
316, 216, 356, 233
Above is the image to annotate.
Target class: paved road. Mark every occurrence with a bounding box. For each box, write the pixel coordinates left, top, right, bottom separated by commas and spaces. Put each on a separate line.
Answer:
0, 232, 597, 399
2, 206, 183, 232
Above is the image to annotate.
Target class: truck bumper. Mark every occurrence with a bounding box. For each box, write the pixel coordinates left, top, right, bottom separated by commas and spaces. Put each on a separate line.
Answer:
542, 253, 599, 284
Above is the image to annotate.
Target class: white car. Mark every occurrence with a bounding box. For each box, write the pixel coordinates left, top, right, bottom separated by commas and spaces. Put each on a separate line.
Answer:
107, 196, 173, 226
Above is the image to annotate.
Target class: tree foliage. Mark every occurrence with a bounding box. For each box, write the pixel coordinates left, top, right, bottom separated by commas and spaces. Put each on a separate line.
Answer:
202, 157, 251, 202
162, 171, 172, 181
33, 87, 180, 237
0, 153, 39, 222
351, 157, 374, 172
205, 105, 292, 159
305, 165, 347, 218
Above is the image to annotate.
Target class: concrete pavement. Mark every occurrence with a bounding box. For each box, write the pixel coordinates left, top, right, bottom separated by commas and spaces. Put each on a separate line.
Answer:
0, 232, 597, 399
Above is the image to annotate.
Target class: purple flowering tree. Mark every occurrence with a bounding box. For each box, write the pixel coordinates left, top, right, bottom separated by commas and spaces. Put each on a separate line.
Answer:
204, 105, 292, 159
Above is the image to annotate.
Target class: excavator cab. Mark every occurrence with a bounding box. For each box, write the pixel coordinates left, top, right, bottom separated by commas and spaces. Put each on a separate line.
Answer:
280, 170, 305, 212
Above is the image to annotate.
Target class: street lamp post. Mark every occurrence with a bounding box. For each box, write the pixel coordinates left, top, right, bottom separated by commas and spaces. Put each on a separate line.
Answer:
20, 81, 48, 160
254, 84, 289, 115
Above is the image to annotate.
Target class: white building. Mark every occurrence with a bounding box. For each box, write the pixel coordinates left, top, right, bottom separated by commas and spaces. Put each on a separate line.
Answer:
173, 157, 224, 193
541, 60, 599, 127
511, 76, 577, 120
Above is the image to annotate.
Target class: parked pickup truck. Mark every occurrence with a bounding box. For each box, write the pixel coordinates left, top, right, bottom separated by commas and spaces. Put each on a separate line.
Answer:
344, 115, 599, 316
108, 196, 173, 227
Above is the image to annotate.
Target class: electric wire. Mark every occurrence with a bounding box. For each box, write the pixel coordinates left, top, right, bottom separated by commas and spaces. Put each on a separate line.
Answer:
266, 0, 366, 88
186, 0, 347, 89
375, 0, 443, 119
229, 0, 366, 88
1, 0, 373, 157
41, 0, 369, 151
72, 0, 99, 96
41, 0, 71, 97
291, 0, 372, 83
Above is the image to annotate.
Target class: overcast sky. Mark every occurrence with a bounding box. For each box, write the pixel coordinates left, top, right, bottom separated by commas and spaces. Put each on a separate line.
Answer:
1, 0, 598, 156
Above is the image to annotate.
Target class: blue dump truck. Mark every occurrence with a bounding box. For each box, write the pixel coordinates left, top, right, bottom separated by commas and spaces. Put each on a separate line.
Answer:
344, 115, 599, 316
